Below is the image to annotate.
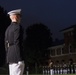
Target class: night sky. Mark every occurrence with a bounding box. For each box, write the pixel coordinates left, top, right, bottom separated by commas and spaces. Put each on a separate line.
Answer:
0, 0, 76, 40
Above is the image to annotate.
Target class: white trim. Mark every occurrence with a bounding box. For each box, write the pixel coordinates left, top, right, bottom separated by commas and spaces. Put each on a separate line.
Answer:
55, 49, 57, 56
51, 52, 76, 57
69, 44, 71, 54
60, 47, 62, 55
48, 44, 64, 49
62, 28, 74, 33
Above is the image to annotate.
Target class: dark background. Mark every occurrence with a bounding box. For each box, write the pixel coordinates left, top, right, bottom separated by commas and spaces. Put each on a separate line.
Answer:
0, 0, 76, 40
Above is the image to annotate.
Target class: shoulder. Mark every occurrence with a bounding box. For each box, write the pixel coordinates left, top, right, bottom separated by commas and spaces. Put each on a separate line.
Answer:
14, 24, 20, 30
5, 25, 11, 32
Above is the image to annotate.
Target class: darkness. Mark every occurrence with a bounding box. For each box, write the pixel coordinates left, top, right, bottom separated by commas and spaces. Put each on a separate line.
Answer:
0, 0, 76, 40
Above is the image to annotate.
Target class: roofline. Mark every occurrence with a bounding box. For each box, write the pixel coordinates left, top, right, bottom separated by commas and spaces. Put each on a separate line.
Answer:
61, 28, 74, 33
48, 43, 65, 49
60, 25, 76, 32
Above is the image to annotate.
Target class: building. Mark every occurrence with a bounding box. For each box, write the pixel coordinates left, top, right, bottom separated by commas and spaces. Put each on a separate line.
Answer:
48, 25, 76, 64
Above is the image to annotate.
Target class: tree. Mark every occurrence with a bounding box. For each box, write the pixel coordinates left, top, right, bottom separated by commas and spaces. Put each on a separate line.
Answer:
0, 6, 11, 66
24, 23, 53, 65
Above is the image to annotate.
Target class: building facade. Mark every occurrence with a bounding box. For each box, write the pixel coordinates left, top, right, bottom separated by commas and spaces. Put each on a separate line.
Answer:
48, 25, 76, 64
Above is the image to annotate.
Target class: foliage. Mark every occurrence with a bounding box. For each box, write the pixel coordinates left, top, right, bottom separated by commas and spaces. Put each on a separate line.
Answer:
0, 6, 11, 66
23, 23, 52, 66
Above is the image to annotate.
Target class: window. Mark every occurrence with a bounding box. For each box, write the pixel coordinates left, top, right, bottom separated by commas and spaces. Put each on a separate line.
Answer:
56, 48, 61, 55
62, 47, 64, 54
50, 49, 55, 56
71, 31, 73, 36
62, 46, 69, 54
69, 44, 75, 53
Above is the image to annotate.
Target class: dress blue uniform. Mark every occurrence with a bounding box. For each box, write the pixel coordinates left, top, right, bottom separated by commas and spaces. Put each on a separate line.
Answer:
5, 22, 24, 63
5, 9, 25, 75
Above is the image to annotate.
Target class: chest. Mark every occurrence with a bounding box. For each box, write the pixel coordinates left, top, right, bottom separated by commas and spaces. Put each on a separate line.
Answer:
6, 25, 14, 37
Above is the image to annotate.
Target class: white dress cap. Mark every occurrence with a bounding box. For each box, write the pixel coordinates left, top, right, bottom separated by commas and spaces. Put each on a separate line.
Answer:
8, 9, 21, 15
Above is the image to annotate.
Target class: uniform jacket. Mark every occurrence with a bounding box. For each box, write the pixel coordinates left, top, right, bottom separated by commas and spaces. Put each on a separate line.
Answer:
5, 22, 24, 63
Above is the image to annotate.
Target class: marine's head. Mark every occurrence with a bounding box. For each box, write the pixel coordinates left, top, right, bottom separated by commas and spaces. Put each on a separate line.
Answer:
8, 9, 21, 23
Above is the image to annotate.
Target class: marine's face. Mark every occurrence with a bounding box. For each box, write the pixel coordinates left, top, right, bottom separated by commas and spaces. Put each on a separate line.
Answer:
9, 14, 16, 20
9, 14, 21, 23
16, 14, 21, 23
17, 14, 21, 21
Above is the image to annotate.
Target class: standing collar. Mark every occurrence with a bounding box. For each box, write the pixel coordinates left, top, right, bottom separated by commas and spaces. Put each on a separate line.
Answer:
11, 22, 20, 25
